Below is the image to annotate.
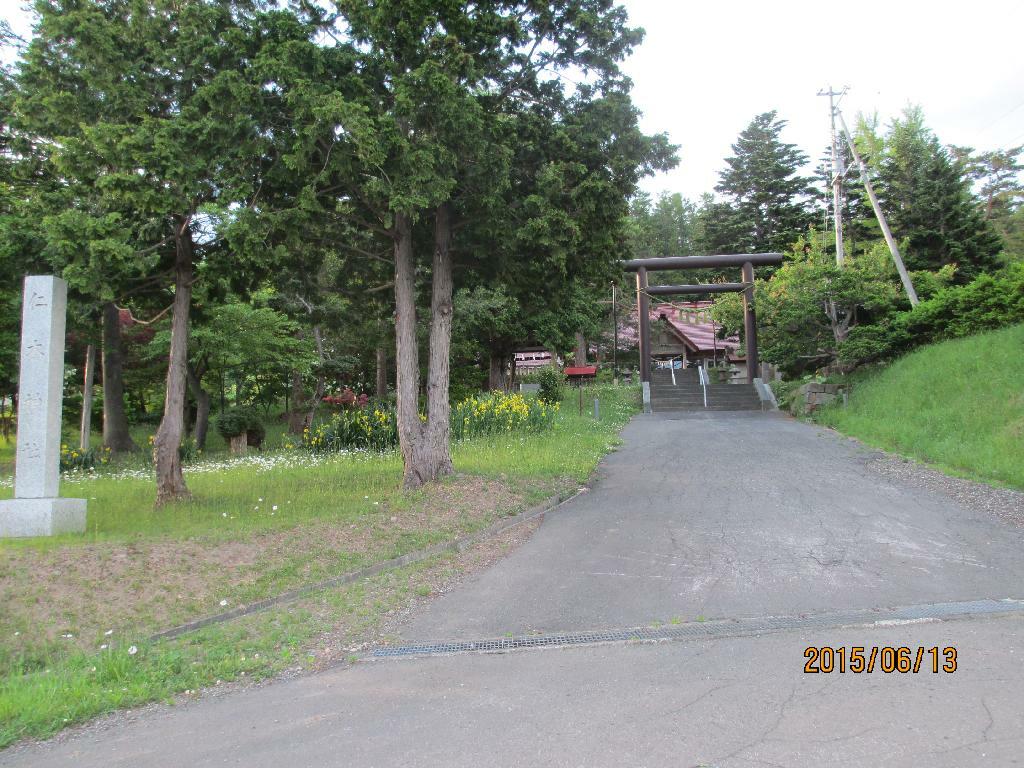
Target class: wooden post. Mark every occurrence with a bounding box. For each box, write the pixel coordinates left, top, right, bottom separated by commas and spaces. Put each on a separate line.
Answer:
742, 262, 758, 384
636, 266, 651, 383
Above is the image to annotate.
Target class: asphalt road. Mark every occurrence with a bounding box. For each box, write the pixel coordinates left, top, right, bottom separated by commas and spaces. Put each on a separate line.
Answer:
6, 412, 1024, 767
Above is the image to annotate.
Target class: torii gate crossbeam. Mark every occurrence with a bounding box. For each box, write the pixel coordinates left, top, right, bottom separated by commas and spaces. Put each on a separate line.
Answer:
622, 253, 784, 389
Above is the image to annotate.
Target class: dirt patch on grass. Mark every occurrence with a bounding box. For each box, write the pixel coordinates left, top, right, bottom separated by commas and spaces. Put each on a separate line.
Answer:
0, 509, 545, 758
0, 476, 523, 664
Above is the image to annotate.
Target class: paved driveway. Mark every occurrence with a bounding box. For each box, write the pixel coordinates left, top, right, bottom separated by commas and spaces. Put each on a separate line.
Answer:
5, 412, 1024, 767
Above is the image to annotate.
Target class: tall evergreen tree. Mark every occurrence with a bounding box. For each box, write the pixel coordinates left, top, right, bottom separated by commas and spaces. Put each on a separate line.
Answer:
877, 107, 1002, 280
628, 191, 696, 257
950, 143, 1023, 260
13, 1, 315, 503
285, 1, 670, 488
713, 111, 811, 253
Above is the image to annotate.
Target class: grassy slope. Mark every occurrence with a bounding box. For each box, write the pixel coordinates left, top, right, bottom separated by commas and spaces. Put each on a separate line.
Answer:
0, 384, 639, 746
816, 324, 1024, 489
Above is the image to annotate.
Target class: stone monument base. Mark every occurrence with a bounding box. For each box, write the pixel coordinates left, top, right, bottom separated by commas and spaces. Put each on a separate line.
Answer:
0, 497, 87, 537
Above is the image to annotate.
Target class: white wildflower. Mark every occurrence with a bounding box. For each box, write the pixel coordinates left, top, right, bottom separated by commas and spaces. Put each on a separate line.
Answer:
128, 645, 138, 655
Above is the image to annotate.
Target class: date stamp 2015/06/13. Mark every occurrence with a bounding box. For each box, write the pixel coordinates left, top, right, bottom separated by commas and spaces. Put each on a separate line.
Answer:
803, 646, 957, 674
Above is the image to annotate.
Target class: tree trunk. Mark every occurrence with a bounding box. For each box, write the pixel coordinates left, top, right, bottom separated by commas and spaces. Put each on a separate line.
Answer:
153, 220, 194, 505
287, 370, 307, 433
416, 202, 456, 486
488, 352, 508, 391
393, 211, 427, 486
375, 344, 388, 398
101, 302, 138, 453
392, 205, 457, 488
79, 344, 96, 451
182, 393, 193, 438
575, 332, 587, 365
186, 361, 211, 451
305, 325, 326, 429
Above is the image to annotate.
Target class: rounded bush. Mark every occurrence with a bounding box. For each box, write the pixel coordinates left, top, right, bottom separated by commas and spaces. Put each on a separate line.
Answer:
537, 367, 565, 404
216, 407, 264, 442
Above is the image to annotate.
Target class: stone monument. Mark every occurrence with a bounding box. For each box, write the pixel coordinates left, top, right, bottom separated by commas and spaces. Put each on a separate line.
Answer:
0, 276, 87, 537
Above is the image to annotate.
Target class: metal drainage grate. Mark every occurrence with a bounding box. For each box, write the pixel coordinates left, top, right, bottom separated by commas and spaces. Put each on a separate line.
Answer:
370, 598, 1024, 659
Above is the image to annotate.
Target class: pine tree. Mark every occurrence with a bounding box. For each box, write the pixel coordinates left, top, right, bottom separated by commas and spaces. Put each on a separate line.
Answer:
713, 111, 812, 253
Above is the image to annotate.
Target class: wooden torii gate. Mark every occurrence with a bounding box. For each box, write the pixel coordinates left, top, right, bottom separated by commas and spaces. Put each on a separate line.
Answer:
622, 254, 784, 406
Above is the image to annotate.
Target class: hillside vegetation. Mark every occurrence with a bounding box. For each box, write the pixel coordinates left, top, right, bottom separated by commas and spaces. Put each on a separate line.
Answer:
817, 324, 1024, 489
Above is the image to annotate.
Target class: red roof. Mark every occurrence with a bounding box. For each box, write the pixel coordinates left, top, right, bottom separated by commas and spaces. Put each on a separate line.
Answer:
564, 366, 597, 376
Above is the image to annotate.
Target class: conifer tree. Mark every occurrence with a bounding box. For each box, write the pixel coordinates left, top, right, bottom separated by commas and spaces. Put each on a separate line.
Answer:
713, 111, 811, 253
877, 107, 1002, 280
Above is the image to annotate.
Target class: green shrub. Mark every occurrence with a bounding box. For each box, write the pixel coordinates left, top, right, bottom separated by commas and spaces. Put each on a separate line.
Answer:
178, 437, 202, 463
215, 407, 265, 444
59, 444, 111, 472
537, 366, 565, 404
839, 263, 1024, 365
768, 379, 804, 410
838, 324, 907, 366
900, 262, 1024, 342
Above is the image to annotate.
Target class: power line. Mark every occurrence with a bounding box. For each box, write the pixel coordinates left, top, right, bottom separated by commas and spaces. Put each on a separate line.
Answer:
968, 97, 1024, 144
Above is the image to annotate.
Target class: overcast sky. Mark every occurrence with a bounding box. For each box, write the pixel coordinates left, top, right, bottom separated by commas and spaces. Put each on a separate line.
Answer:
4, 0, 1023, 202
622, 0, 1024, 200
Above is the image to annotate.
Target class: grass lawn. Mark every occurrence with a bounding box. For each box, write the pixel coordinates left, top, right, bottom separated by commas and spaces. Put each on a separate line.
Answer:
0, 436, 14, 475
0, 384, 639, 747
815, 324, 1024, 490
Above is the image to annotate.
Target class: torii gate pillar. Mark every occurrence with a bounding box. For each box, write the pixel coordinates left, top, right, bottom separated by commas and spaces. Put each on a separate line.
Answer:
635, 266, 652, 412
742, 261, 758, 383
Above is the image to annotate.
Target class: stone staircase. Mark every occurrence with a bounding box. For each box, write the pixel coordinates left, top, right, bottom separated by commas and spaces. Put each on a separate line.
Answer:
649, 368, 764, 412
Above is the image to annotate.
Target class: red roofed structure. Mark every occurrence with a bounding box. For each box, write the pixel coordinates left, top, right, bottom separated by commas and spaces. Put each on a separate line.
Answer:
643, 301, 743, 372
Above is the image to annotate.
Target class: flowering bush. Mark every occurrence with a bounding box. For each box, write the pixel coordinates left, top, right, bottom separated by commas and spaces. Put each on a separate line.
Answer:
60, 444, 111, 471
451, 392, 557, 441
300, 392, 557, 453
302, 407, 398, 453
323, 388, 370, 409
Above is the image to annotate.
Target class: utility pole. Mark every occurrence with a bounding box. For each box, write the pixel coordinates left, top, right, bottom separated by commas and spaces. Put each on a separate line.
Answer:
835, 108, 919, 306
818, 86, 847, 265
